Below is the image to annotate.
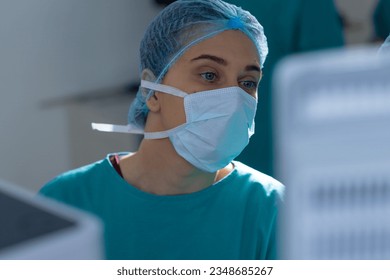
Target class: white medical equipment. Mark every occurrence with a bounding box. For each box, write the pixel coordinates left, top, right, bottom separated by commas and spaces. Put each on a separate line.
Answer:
0, 179, 103, 259
274, 47, 390, 259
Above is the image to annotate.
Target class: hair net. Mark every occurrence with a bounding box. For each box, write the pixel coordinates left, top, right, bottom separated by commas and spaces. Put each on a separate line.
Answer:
128, 0, 268, 129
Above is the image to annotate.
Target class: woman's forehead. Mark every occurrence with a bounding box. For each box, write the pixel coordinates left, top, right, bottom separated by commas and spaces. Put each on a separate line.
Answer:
179, 30, 260, 66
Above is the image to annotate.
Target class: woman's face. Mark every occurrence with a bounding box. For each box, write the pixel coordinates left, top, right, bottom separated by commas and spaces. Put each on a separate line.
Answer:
151, 30, 261, 130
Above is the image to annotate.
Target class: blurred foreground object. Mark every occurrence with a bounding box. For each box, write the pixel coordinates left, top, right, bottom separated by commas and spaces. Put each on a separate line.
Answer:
274, 47, 390, 259
0, 179, 103, 259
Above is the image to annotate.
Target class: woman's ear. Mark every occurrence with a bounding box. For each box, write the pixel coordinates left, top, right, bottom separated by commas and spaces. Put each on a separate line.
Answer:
146, 92, 161, 112
141, 69, 160, 112
141, 68, 156, 82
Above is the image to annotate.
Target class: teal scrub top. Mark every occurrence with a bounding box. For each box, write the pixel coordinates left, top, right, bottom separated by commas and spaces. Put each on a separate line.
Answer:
39, 153, 284, 260
227, 0, 344, 176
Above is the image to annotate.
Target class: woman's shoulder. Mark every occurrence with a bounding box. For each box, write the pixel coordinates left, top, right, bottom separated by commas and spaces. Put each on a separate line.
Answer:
39, 157, 112, 201
231, 160, 285, 201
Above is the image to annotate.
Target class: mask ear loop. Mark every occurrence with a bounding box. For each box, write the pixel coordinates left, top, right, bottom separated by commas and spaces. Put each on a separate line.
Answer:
91, 72, 157, 134
140, 80, 188, 98
140, 80, 188, 139
91, 122, 144, 134
143, 123, 186, 139
92, 76, 189, 135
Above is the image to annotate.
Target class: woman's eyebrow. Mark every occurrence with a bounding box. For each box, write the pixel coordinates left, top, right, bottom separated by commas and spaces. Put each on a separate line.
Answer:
245, 64, 261, 73
191, 54, 227, 65
191, 54, 260, 73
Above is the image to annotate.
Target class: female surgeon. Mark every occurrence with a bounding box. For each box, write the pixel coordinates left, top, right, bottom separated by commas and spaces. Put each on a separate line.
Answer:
39, 0, 284, 260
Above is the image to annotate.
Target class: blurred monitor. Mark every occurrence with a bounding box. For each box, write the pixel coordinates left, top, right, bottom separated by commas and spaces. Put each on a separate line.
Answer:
274, 47, 390, 259
0, 179, 103, 259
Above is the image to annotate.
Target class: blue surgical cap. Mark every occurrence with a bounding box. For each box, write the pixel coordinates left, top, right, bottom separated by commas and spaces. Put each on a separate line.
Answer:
128, 0, 268, 129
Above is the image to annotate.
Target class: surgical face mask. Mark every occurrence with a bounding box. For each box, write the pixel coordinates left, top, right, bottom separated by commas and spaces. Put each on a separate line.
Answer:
92, 80, 257, 173
141, 80, 257, 172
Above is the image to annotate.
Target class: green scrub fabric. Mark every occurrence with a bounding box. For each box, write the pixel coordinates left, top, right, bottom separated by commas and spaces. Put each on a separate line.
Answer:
227, 0, 344, 176
39, 153, 284, 260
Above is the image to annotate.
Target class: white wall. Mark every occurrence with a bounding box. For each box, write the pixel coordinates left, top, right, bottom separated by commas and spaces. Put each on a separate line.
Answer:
0, 0, 160, 191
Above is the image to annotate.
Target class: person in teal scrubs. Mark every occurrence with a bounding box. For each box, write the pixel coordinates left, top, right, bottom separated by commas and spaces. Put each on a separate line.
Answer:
40, 0, 284, 260
373, 0, 390, 42
226, 0, 344, 176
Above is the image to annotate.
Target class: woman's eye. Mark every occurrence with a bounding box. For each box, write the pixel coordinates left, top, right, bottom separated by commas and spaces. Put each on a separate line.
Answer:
241, 80, 258, 89
200, 72, 217, 82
